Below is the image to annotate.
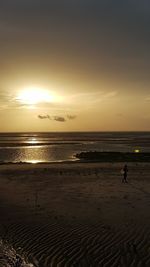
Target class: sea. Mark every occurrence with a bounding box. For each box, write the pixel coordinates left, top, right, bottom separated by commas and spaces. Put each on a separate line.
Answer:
0, 132, 150, 164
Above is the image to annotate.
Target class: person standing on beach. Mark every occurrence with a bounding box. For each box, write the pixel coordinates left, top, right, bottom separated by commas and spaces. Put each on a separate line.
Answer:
122, 164, 128, 183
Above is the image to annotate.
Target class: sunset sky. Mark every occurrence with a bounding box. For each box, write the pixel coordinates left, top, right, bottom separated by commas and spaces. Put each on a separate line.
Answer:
0, 0, 150, 132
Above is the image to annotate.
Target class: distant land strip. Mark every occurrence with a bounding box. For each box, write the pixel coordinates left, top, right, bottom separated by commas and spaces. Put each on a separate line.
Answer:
76, 151, 150, 162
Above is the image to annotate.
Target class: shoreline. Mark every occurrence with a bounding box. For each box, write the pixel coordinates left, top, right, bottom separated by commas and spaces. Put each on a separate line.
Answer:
2, 151, 150, 165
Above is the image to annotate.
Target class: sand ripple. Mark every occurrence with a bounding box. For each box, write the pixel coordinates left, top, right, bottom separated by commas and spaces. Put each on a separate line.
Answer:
1, 221, 149, 267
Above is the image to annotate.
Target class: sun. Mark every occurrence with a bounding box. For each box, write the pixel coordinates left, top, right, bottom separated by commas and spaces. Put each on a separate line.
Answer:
16, 87, 57, 105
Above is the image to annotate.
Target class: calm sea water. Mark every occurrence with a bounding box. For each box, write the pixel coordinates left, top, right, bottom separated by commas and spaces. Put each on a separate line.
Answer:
0, 132, 150, 163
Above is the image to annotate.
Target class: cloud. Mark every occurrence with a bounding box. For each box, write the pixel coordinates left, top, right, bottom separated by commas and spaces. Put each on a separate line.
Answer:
0, 91, 17, 110
38, 114, 66, 122
0, 90, 63, 111
38, 115, 50, 119
67, 115, 77, 120
67, 91, 118, 111
53, 116, 66, 122
0, 91, 13, 102
38, 114, 77, 122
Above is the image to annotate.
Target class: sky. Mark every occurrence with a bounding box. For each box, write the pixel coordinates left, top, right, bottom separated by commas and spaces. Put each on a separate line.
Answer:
0, 0, 150, 132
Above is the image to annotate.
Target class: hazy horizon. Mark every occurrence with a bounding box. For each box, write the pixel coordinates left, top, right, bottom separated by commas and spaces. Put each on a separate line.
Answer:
1, 130, 150, 133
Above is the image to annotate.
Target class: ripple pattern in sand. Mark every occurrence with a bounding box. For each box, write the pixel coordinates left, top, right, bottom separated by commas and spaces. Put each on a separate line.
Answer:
1, 221, 149, 267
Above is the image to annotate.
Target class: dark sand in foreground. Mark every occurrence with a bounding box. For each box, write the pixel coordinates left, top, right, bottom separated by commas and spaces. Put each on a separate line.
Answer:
0, 162, 150, 266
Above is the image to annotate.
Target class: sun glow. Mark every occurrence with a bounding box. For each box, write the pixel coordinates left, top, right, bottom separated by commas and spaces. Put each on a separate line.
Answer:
16, 87, 58, 105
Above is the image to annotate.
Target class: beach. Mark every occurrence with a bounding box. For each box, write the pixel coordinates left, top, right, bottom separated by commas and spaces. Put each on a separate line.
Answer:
0, 162, 150, 266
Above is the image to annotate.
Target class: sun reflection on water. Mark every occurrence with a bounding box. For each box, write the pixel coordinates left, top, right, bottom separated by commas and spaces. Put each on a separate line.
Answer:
28, 138, 39, 144
26, 160, 44, 164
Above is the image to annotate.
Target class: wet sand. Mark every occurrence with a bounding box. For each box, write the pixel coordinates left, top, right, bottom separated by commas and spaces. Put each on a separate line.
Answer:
0, 162, 150, 266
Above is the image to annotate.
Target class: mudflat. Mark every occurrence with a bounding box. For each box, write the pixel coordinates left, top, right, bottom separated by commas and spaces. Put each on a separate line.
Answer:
0, 162, 150, 266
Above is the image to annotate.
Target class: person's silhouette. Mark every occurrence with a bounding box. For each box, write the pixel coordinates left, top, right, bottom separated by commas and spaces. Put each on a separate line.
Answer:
122, 164, 128, 183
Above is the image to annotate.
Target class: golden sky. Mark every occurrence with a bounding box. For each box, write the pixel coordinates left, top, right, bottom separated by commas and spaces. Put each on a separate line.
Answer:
0, 1, 150, 131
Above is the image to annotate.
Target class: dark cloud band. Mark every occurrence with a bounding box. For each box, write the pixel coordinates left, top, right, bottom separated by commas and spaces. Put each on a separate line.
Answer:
38, 114, 77, 122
